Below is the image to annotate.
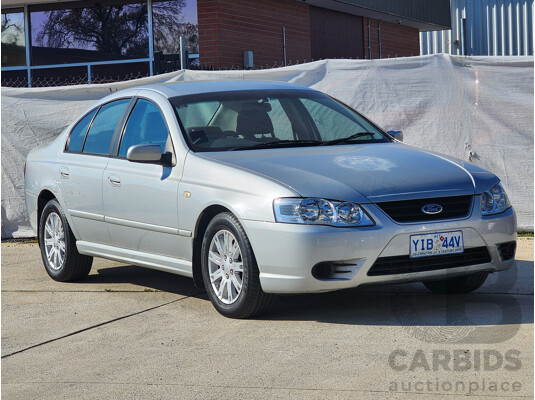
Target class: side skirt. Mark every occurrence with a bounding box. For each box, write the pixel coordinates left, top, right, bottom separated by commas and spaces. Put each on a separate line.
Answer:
76, 241, 193, 277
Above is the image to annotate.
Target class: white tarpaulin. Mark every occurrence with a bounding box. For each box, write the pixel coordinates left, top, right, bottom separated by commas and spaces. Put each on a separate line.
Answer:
2, 54, 533, 237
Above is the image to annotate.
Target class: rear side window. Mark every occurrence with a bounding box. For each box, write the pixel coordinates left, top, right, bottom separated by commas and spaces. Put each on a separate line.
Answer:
67, 109, 97, 152
118, 99, 169, 157
83, 99, 130, 155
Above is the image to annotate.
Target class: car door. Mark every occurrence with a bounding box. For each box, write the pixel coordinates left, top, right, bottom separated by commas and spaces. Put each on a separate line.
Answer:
102, 97, 182, 258
56, 98, 131, 243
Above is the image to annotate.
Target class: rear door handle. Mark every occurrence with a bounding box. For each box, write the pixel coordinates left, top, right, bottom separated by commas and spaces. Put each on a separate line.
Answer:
108, 173, 121, 187
59, 167, 70, 179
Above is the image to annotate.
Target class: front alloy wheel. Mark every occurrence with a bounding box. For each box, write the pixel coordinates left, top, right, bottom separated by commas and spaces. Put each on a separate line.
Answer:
201, 212, 273, 318
208, 230, 244, 304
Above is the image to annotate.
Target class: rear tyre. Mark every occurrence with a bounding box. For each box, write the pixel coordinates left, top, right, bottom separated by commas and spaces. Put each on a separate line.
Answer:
423, 272, 489, 294
39, 199, 93, 282
201, 212, 274, 318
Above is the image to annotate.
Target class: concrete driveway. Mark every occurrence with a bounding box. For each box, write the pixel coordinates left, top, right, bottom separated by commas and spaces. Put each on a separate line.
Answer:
2, 239, 533, 399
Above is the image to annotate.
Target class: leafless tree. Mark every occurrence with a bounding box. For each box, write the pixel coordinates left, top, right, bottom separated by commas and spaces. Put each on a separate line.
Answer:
1, 13, 24, 45
35, 0, 197, 56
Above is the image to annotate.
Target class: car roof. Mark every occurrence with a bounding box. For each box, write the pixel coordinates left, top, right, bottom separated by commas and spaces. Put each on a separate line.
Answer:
135, 80, 314, 98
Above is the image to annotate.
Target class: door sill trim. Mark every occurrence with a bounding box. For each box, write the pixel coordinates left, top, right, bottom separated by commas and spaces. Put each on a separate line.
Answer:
76, 241, 193, 277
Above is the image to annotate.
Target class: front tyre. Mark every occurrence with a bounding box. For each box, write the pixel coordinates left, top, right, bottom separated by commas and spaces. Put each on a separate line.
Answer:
39, 199, 93, 282
423, 272, 489, 294
201, 212, 273, 318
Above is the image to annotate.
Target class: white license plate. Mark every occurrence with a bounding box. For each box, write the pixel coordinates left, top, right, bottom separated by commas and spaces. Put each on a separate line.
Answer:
409, 230, 464, 258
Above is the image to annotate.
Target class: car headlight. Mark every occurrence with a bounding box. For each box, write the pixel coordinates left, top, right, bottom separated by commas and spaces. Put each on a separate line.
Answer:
481, 182, 511, 216
273, 198, 375, 227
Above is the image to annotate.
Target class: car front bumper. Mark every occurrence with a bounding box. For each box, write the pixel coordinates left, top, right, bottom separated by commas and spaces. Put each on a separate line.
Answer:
241, 198, 517, 294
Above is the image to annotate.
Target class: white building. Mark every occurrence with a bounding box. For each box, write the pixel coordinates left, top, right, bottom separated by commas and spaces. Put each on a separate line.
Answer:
421, 0, 533, 56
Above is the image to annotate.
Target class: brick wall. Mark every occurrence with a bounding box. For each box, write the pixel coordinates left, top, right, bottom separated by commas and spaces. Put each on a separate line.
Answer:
362, 18, 420, 59
198, 0, 311, 68
198, 2, 420, 68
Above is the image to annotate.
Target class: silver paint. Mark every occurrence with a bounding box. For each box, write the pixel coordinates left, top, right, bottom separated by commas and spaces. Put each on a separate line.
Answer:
25, 81, 517, 294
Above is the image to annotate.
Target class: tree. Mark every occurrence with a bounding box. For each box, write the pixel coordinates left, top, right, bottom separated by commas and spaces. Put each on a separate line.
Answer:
2, 13, 25, 46
34, 0, 197, 57
153, 3, 198, 54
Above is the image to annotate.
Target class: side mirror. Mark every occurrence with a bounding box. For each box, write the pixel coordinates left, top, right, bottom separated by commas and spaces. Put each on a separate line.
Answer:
387, 130, 403, 142
126, 144, 163, 164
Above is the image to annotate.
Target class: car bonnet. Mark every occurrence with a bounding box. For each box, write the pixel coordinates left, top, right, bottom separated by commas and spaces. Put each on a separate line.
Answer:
202, 143, 489, 203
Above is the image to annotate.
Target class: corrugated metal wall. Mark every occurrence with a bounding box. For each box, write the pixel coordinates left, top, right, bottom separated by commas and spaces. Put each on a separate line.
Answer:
421, 0, 534, 55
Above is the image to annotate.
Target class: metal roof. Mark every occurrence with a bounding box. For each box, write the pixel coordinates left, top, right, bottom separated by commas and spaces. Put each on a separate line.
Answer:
135, 80, 313, 98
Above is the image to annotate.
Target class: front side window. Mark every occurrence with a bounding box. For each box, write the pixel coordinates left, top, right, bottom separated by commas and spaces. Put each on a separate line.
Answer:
170, 89, 389, 152
83, 98, 130, 155
118, 99, 169, 157
67, 108, 97, 152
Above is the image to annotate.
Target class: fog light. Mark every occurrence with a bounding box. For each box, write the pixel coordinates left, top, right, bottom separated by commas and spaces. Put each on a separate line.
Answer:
311, 262, 335, 280
497, 241, 516, 261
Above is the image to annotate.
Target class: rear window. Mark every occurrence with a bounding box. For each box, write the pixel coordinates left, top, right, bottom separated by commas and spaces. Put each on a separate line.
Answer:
83, 99, 130, 155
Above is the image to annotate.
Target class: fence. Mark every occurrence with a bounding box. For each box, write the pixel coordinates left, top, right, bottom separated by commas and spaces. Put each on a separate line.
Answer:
2, 57, 383, 88
1, 55, 533, 237
1, 71, 151, 88
1, 53, 201, 88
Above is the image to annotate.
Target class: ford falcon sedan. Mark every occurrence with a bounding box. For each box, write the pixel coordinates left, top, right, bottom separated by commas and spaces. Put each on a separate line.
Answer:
24, 81, 517, 318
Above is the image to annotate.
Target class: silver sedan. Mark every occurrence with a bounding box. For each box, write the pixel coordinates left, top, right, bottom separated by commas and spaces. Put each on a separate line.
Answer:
24, 81, 517, 318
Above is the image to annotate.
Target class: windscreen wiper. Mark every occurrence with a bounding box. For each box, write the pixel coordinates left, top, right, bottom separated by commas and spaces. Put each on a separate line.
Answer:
321, 132, 377, 146
228, 139, 322, 151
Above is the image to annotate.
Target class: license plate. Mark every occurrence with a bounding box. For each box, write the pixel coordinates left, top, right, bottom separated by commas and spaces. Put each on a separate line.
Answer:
409, 230, 464, 258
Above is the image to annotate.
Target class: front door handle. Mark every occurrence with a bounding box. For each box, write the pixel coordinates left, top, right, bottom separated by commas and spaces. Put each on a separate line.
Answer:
108, 173, 121, 187
59, 167, 70, 179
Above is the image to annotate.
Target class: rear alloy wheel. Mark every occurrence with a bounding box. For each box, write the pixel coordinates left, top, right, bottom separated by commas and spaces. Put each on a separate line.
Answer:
201, 212, 273, 318
43, 211, 66, 271
423, 272, 489, 294
39, 199, 93, 282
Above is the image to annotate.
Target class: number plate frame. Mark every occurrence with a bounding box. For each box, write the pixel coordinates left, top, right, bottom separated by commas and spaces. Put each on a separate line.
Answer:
409, 230, 464, 259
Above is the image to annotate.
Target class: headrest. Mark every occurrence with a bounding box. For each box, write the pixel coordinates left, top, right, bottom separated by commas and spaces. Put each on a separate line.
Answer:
236, 103, 273, 138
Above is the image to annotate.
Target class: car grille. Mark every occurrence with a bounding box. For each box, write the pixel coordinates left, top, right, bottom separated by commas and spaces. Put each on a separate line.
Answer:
367, 246, 492, 276
375, 195, 473, 223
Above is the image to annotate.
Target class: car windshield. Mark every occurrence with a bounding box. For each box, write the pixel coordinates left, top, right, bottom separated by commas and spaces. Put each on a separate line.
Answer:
170, 89, 390, 152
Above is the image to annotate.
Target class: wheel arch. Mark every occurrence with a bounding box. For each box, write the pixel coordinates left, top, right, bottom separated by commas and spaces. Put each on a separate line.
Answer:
37, 188, 80, 243
37, 190, 56, 244
191, 204, 233, 288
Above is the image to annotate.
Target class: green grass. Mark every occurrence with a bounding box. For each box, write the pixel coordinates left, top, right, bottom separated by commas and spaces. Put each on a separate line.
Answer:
518, 232, 534, 237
